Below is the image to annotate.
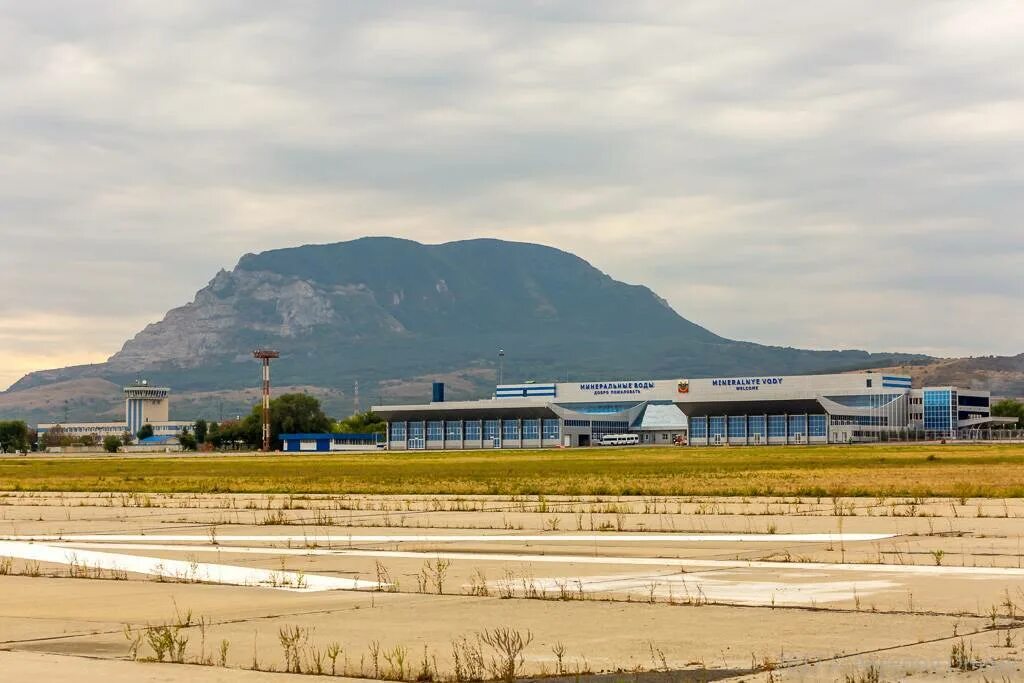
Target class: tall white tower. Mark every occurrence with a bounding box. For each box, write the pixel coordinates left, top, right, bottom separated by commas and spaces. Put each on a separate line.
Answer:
124, 381, 170, 436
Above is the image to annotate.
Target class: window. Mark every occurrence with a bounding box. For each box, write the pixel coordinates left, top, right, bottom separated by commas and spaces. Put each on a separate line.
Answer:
502, 420, 520, 440
563, 419, 591, 427
522, 419, 540, 439
690, 417, 707, 438
709, 416, 725, 438
788, 415, 807, 436
542, 419, 560, 440
427, 421, 443, 441
483, 420, 500, 441
808, 415, 827, 437
748, 415, 766, 436
408, 421, 424, 439
727, 415, 746, 438
445, 421, 462, 441
768, 415, 786, 437
465, 420, 482, 440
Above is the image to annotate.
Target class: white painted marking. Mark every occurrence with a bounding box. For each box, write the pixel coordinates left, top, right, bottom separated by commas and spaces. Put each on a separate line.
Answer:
518, 572, 899, 606
0, 541, 381, 592
47, 541, 1024, 578
4, 532, 896, 544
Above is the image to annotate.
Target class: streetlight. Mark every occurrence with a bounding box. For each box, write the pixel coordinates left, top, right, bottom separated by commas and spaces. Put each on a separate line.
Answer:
498, 349, 505, 386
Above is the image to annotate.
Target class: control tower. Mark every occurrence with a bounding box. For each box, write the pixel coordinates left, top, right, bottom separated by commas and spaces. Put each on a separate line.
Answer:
124, 381, 171, 436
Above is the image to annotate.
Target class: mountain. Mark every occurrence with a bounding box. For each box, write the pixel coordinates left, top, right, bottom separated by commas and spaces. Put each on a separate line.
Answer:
865, 355, 1024, 398
4, 237, 934, 421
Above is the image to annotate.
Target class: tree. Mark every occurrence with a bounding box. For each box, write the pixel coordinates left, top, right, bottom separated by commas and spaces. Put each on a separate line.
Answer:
79, 433, 98, 448
103, 435, 121, 453
992, 398, 1024, 424
194, 419, 208, 444
178, 431, 197, 451
244, 393, 332, 450
121, 430, 134, 447
42, 425, 69, 449
137, 423, 154, 440
333, 410, 387, 435
0, 421, 29, 452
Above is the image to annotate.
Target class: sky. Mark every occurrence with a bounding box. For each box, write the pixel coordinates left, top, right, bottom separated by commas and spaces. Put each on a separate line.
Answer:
1, 1, 1023, 391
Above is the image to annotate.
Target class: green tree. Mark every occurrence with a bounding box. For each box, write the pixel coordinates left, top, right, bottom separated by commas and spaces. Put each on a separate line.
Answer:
178, 431, 198, 451
194, 419, 208, 443
103, 435, 121, 453
333, 410, 387, 435
136, 423, 154, 440
42, 425, 69, 448
992, 398, 1024, 423
0, 420, 29, 452
244, 393, 332, 450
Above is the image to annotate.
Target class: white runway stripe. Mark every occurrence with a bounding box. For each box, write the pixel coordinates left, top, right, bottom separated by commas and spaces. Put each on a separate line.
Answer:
4, 532, 896, 544
0, 540, 382, 592
45, 540, 1024, 577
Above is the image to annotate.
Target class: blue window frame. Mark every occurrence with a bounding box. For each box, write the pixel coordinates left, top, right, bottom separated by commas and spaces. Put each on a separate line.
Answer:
748, 415, 766, 436
788, 415, 807, 436
768, 415, 786, 437
522, 419, 540, 440
808, 414, 827, 437
445, 421, 462, 441
427, 421, 442, 441
389, 422, 406, 440
727, 415, 746, 438
690, 417, 707, 438
465, 420, 481, 440
542, 419, 560, 440
502, 420, 520, 440
483, 420, 500, 440
709, 416, 725, 438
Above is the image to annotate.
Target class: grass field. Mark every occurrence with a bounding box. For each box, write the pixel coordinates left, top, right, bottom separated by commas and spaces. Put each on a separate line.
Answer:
2, 443, 1024, 497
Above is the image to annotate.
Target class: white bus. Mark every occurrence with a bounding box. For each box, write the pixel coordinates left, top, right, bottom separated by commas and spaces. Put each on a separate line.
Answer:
598, 433, 640, 446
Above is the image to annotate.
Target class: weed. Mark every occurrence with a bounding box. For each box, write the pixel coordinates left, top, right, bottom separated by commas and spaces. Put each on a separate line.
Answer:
479, 627, 533, 683
950, 637, 979, 671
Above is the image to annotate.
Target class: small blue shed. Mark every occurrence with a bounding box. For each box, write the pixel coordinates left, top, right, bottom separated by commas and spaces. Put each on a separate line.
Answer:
279, 433, 383, 452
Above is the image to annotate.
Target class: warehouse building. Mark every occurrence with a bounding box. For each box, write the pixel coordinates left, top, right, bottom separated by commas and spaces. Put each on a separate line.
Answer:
373, 373, 1014, 449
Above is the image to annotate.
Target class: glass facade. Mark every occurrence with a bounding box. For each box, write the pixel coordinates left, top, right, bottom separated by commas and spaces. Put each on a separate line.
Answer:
522, 419, 540, 440
809, 414, 827, 437
427, 421, 442, 441
709, 416, 726, 438
465, 420, 481, 441
727, 415, 746, 438
768, 415, 786, 437
542, 419, 560, 440
788, 415, 807, 436
748, 415, 766, 436
445, 421, 462, 441
483, 420, 499, 441
389, 422, 406, 440
690, 417, 707, 438
502, 420, 520, 440
924, 389, 955, 433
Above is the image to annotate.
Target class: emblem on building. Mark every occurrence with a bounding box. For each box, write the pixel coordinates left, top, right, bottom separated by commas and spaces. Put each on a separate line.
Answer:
677, 380, 689, 394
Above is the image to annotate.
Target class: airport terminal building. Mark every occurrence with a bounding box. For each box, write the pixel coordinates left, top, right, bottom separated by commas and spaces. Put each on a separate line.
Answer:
374, 372, 1014, 450
37, 383, 195, 446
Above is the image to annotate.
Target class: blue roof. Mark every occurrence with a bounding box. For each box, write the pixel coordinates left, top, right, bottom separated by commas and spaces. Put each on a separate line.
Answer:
279, 433, 380, 441
140, 435, 179, 444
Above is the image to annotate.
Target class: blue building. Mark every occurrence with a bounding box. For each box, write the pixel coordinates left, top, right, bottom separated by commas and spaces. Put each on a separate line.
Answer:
279, 433, 383, 452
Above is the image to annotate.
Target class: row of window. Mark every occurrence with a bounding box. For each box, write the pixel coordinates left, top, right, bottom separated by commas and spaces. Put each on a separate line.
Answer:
390, 419, 561, 442
690, 415, 827, 438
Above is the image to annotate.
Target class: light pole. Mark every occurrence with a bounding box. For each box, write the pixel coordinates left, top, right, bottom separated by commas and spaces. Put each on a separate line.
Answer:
498, 349, 505, 386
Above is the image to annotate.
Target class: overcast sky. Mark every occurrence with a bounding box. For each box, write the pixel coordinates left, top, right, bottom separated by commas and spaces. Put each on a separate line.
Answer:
2, 1, 1022, 390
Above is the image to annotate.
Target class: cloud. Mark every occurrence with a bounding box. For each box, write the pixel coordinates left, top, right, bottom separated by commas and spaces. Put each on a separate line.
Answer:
1, 1, 1023, 390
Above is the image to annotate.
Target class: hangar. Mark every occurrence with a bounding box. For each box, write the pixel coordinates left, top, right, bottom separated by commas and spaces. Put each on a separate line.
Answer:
373, 372, 1014, 449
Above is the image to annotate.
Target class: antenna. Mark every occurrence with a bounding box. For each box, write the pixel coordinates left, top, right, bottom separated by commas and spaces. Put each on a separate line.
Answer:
252, 349, 280, 452
353, 379, 360, 414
